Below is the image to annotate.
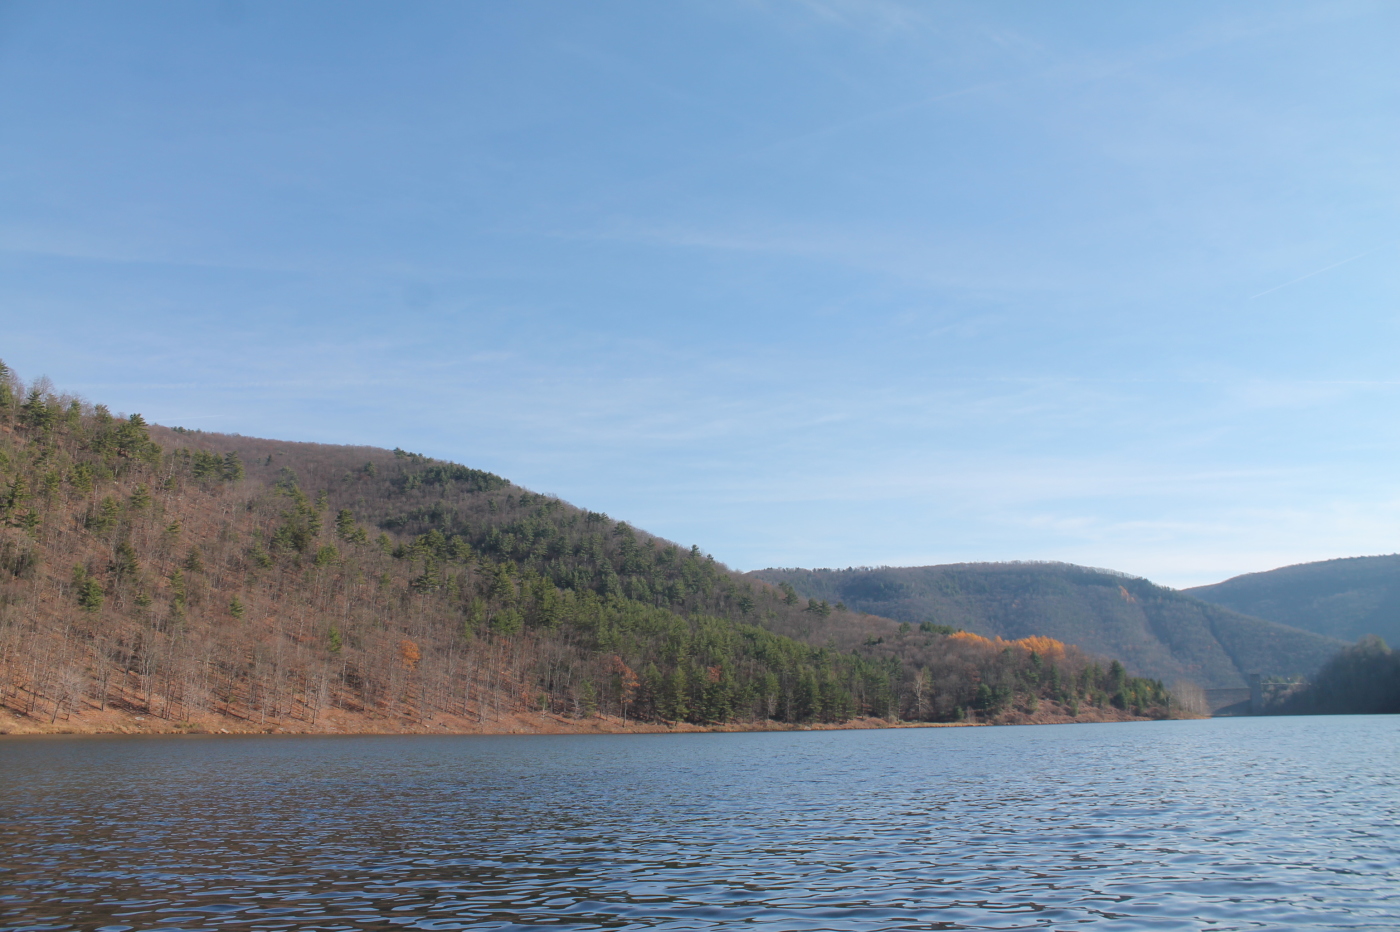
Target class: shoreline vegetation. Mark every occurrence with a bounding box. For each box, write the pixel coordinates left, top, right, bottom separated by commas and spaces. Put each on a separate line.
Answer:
0, 360, 1177, 737
0, 700, 1160, 737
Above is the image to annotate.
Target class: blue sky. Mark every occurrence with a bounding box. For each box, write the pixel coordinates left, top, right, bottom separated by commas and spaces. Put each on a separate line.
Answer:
2, 0, 1396, 587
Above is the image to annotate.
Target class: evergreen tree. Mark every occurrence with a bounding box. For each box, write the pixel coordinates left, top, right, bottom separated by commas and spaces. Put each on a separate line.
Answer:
109, 540, 140, 582
169, 568, 187, 609
222, 452, 245, 482
77, 578, 105, 614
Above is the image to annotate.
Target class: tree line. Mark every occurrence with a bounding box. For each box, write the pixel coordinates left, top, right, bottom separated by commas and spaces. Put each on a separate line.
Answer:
1263, 636, 1399, 715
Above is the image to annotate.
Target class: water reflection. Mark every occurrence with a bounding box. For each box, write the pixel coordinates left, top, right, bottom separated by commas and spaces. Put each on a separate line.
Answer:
2, 717, 1397, 930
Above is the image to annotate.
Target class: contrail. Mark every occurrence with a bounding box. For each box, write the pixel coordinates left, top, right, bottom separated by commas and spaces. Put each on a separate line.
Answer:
740, 78, 1013, 161
1248, 247, 1382, 301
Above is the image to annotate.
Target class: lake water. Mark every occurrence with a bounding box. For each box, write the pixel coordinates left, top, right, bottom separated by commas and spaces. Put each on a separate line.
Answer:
1, 717, 1397, 931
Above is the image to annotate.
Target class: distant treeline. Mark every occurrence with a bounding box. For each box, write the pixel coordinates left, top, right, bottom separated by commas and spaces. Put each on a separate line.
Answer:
1265, 636, 1400, 715
0, 359, 1171, 730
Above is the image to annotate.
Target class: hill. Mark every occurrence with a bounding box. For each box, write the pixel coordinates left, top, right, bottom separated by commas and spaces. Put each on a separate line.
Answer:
0, 361, 1169, 732
749, 563, 1345, 689
1261, 636, 1400, 716
1185, 555, 1400, 646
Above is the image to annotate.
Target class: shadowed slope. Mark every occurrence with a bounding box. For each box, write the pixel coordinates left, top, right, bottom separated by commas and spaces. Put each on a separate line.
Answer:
751, 563, 1344, 689
1186, 555, 1400, 645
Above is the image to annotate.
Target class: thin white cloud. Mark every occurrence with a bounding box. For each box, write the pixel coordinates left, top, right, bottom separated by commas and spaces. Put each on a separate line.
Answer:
1248, 246, 1388, 300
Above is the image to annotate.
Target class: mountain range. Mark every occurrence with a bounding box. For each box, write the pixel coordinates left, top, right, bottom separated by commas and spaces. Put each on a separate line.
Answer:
751, 563, 1346, 689
6, 359, 1372, 727
1186, 555, 1400, 646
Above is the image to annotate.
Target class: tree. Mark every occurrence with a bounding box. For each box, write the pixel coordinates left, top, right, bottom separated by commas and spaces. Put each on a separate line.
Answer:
578, 679, 598, 717
169, 568, 187, 609
1273, 636, 1400, 715
491, 608, 523, 636
109, 540, 140, 583
3, 476, 30, 525
1107, 660, 1128, 708
699, 664, 732, 722
86, 496, 120, 535
0, 359, 13, 413
613, 656, 640, 724
77, 576, 105, 614
21, 389, 55, 431
910, 666, 928, 719
222, 452, 245, 482
662, 666, 689, 721
641, 663, 664, 717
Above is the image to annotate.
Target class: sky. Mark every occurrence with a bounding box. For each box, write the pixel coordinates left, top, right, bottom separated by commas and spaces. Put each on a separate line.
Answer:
1, 0, 1396, 587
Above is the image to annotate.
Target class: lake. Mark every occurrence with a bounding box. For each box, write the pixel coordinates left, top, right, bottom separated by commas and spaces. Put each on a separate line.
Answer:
1, 717, 1397, 931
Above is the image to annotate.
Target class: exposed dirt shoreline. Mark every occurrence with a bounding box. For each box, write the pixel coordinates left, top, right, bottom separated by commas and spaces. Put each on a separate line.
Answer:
0, 701, 1159, 737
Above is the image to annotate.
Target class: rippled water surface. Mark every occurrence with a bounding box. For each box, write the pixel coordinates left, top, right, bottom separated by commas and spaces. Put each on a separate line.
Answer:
2, 717, 1398, 931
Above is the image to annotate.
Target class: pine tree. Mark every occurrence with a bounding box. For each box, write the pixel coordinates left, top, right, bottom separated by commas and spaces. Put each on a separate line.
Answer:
109, 540, 140, 582
87, 497, 120, 535
73, 566, 105, 614
222, 452, 245, 482
169, 568, 187, 609
127, 484, 152, 511
335, 509, 357, 541
0, 360, 13, 413
78, 578, 105, 614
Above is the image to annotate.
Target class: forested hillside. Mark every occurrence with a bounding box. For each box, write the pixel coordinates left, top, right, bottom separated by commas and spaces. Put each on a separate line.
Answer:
0, 362, 1170, 732
1262, 636, 1400, 716
751, 564, 1344, 689
1186, 555, 1400, 646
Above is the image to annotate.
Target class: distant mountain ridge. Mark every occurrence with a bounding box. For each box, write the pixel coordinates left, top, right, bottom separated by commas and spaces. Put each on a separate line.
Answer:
750, 562, 1345, 689
1186, 555, 1400, 646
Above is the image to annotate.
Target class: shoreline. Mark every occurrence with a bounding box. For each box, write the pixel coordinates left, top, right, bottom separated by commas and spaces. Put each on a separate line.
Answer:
0, 702, 1163, 737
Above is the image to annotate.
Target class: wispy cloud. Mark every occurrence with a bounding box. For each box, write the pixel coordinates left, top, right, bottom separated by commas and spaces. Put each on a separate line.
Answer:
1248, 246, 1387, 300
